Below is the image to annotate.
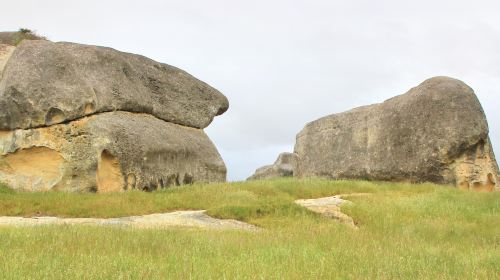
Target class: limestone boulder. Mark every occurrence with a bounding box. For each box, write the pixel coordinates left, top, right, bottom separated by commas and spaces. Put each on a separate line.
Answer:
0, 44, 16, 77
0, 112, 226, 192
247, 152, 298, 180
0, 40, 228, 130
294, 76, 499, 191
0, 38, 228, 192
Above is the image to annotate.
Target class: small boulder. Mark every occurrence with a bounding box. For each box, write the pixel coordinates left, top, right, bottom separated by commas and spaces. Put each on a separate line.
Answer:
247, 152, 298, 180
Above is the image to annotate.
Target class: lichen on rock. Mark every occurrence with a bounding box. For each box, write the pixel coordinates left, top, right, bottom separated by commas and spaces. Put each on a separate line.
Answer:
292, 77, 499, 191
0, 38, 228, 192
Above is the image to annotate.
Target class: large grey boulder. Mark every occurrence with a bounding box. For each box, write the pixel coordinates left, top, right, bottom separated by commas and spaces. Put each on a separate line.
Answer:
0, 40, 228, 130
0, 112, 226, 192
0, 39, 228, 192
294, 76, 499, 191
247, 152, 298, 180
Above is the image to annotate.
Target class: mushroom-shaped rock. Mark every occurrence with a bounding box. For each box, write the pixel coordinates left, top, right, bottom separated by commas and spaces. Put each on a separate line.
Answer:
0, 39, 228, 192
294, 77, 499, 191
0, 40, 229, 130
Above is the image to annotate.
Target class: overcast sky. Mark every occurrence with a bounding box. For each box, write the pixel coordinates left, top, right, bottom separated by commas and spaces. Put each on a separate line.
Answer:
3, 0, 499, 181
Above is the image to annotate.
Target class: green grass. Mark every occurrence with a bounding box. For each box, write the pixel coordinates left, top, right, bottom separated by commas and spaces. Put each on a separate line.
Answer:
0, 178, 498, 279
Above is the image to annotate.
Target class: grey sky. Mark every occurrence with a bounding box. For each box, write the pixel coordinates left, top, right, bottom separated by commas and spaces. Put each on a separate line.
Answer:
3, 0, 499, 181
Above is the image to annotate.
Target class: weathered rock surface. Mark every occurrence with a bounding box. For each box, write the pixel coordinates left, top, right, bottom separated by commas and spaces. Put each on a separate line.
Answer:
0, 44, 16, 77
0, 111, 226, 192
0, 210, 259, 231
0, 40, 228, 130
294, 77, 499, 191
0, 38, 229, 192
295, 193, 370, 229
247, 152, 298, 180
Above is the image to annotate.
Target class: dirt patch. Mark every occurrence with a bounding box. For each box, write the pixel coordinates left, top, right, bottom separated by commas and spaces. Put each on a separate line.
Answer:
0, 210, 259, 231
295, 193, 371, 229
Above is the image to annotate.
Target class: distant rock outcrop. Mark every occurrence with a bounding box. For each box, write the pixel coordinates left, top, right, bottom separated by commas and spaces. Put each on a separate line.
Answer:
0, 39, 227, 192
247, 152, 298, 180
293, 77, 499, 191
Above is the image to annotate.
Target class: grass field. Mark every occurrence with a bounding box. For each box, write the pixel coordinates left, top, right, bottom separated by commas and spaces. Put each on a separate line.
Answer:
0, 179, 498, 279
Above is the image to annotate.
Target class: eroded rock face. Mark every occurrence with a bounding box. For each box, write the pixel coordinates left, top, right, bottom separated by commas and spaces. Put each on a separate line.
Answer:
0, 39, 228, 192
0, 40, 228, 130
0, 146, 64, 192
0, 112, 226, 192
247, 152, 298, 180
294, 77, 499, 191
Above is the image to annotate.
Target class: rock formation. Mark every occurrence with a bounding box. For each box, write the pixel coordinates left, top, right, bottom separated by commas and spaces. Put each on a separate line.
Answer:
0, 39, 227, 192
0, 40, 228, 130
247, 152, 297, 180
293, 77, 499, 191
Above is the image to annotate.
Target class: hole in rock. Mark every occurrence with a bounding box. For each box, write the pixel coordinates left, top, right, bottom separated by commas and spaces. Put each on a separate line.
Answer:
84, 103, 96, 114
151, 183, 158, 191
175, 174, 180, 186
0, 147, 64, 191
183, 173, 193, 185
45, 108, 65, 125
165, 174, 177, 188
96, 150, 123, 193
485, 173, 495, 191
458, 181, 469, 190
471, 173, 495, 192
126, 173, 136, 190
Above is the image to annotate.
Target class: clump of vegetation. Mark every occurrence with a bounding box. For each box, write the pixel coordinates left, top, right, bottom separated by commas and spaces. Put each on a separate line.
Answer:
0, 178, 498, 279
0, 28, 46, 46
0, 182, 14, 194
